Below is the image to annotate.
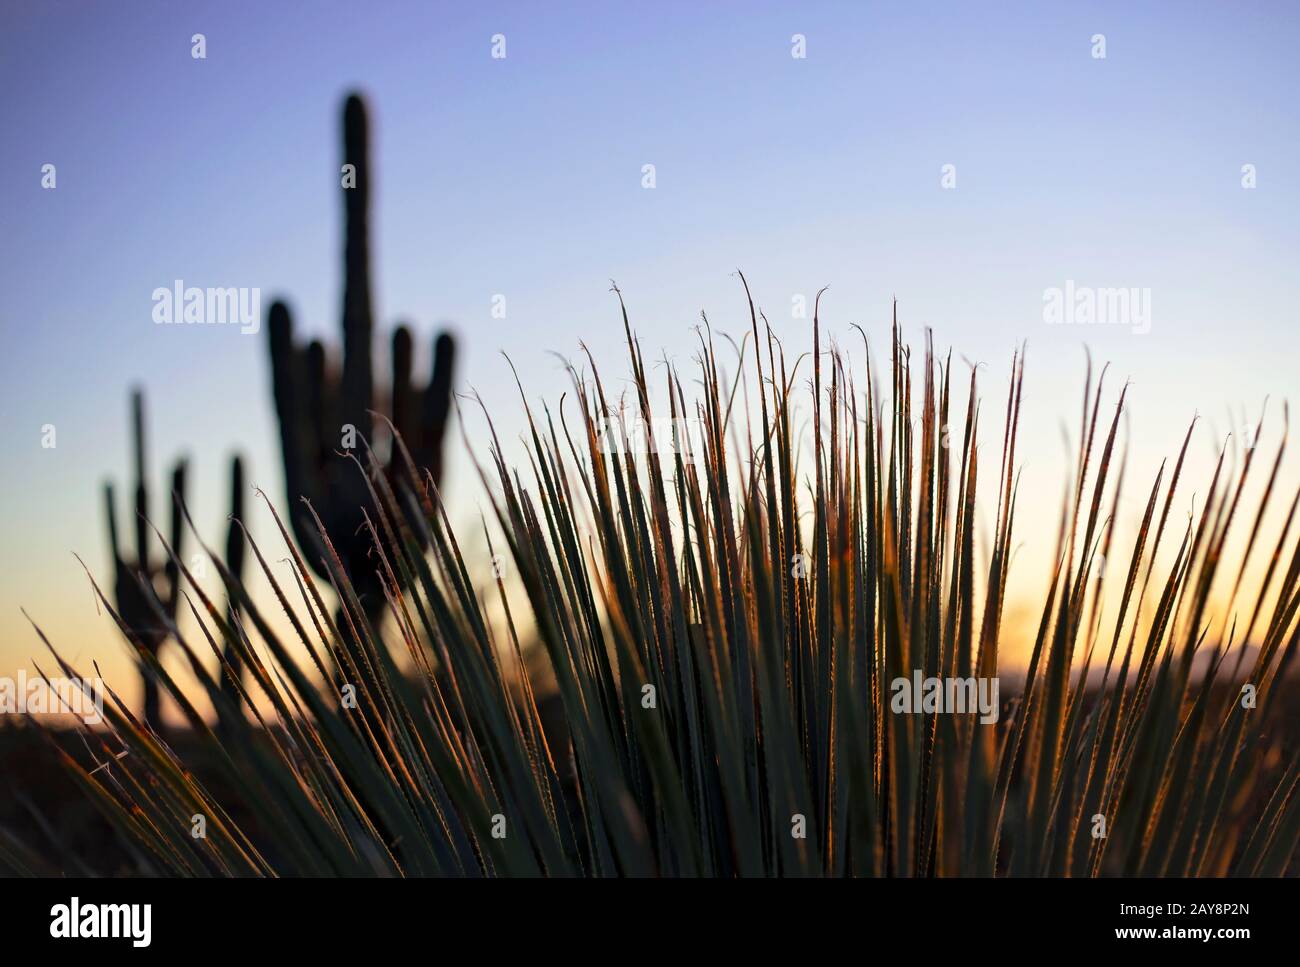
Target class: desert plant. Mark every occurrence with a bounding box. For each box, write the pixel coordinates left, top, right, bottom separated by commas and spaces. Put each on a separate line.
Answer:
101, 388, 188, 731
22, 284, 1300, 876
100, 390, 249, 733
267, 93, 456, 626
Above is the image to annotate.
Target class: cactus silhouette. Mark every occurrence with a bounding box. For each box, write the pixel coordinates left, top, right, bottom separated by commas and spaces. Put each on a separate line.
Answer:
268, 93, 456, 623
102, 388, 187, 731
219, 454, 248, 714
103, 391, 250, 729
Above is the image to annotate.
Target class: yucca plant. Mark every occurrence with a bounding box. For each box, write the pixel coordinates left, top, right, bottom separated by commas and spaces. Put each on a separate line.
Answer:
8, 281, 1298, 876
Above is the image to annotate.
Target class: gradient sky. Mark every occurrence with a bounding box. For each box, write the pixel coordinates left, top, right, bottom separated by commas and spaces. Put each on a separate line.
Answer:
2, 0, 1298, 705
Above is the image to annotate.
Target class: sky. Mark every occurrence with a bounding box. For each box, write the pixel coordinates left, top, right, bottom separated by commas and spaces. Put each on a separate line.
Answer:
1, 0, 1298, 709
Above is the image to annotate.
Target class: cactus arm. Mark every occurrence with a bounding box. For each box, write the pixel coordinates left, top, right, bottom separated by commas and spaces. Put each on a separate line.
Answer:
104, 481, 121, 566
131, 387, 150, 566
421, 331, 457, 487
269, 300, 320, 524
164, 459, 188, 617
340, 93, 373, 443
225, 455, 246, 581
269, 300, 327, 560
391, 325, 414, 442
221, 455, 247, 707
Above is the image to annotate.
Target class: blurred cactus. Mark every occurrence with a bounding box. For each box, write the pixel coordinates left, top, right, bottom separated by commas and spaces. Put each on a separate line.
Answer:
103, 390, 249, 729
219, 454, 247, 715
268, 93, 456, 623
102, 388, 187, 731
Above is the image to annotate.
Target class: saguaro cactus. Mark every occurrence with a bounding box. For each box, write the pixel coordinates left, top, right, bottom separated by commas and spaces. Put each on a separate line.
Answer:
103, 388, 187, 730
103, 391, 250, 729
267, 93, 456, 623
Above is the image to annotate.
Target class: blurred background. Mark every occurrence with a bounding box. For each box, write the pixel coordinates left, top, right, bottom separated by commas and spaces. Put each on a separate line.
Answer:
2, 0, 1298, 714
